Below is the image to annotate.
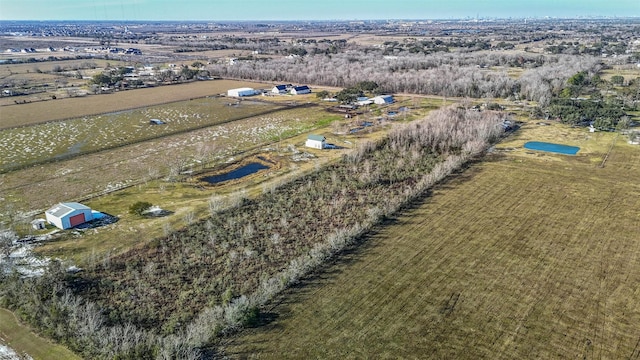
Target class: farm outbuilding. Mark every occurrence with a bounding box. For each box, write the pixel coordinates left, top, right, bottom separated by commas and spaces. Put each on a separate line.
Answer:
272, 84, 288, 94
373, 95, 394, 104
305, 134, 326, 149
227, 87, 258, 97
45, 202, 93, 230
31, 219, 46, 230
291, 85, 311, 95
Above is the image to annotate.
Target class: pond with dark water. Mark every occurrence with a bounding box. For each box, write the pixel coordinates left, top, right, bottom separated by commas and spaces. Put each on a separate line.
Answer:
200, 162, 270, 184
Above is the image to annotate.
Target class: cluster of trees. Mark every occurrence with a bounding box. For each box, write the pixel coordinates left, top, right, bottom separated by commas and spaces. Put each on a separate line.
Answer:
210, 51, 601, 104
546, 97, 628, 129
0, 106, 507, 359
377, 38, 517, 55
332, 81, 383, 102
89, 64, 209, 89
89, 67, 131, 87
157, 35, 349, 56
545, 40, 628, 56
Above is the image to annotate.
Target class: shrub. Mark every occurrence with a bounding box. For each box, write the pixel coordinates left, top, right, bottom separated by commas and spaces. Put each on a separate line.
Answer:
129, 201, 152, 216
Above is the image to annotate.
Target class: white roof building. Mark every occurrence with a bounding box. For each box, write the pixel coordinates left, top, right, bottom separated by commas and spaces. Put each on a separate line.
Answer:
291, 85, 311, 95
227, 87, 258, 97
373, 95, 394, 105
45, 202, 93, 230
305, 134, 326, 149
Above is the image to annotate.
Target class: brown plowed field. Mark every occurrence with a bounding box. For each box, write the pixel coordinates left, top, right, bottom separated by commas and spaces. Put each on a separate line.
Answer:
0, 79, 269, 129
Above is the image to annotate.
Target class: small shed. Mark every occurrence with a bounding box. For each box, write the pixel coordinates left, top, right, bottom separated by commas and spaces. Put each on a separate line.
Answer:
31, 219, 46, 230
45, 202, 93, 230
291, 85, 311, 95
227, 87, 257, 97
305, 134, 326, 149
272, 84, 288, 94
373, 95, 394, 105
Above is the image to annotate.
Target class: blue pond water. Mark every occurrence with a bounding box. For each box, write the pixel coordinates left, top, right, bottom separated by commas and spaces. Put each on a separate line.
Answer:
201, 162, 269, 184
524, 141, 580, 155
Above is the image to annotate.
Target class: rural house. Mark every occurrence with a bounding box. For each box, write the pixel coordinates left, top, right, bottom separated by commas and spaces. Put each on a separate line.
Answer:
271, 84, 288, 94
45, 202, 93, 230
305, 134, 326, 149
291, 85, 311, 95
373, 95, 394, 104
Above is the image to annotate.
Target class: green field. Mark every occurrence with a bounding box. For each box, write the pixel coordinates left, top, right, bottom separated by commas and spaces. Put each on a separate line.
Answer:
222, 122, 640, 359
0, 308, 81, 360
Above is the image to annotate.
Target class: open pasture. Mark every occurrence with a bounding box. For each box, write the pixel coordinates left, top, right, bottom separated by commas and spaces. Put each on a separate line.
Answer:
0, 79, 271, 128
600, 67, 640, 83
222, 122, 640, 359
0, 59, 116, 77
0, 96, 285, 172
1, 103, 345, 221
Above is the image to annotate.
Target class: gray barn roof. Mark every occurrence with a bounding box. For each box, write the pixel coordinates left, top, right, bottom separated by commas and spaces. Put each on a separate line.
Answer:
307, 134, 326, 141
46, 202, 90, 218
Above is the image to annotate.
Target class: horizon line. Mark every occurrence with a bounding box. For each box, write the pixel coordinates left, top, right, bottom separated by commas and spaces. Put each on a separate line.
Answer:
2, 16, 640, 22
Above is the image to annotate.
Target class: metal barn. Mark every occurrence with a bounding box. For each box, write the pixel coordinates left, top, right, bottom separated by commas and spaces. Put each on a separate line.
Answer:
45, 202, 93, 230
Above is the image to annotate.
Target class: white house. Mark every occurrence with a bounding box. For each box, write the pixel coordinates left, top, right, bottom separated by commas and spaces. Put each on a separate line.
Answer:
373, 95, 394, 105
291, 85, 311, 95
227, 87, 257, 97
272, 84, 288, 94
305, 134, 326, 149
45, 202, 93, 230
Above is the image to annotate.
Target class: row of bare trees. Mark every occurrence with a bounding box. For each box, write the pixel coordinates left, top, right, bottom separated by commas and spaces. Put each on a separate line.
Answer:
208, 51, 601, 104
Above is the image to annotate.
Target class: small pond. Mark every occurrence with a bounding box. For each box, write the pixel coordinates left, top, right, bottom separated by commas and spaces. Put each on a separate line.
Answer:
201, 162, 270, 184
523, 141, 580, 155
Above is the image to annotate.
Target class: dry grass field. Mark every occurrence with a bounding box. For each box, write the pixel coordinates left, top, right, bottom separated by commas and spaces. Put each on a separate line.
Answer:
27, 108, 404, 264
600, 67, 640, 83
0, 308, 81, 360
1, 103, 338, 209
0, 59, 118, 77
0, 96, 285, 171
0, 79, 270, 128
221, 121, 640, 359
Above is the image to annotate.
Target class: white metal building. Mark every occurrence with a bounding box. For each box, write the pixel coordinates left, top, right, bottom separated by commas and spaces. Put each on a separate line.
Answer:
45, 202, 93, 230
373, 95, 394, 104
227, 87, 257, 97
305, 134, 326, 149
291, 85, 311, 95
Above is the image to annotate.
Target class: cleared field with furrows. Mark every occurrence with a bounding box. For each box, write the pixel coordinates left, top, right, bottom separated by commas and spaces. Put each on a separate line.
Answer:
0, 79, 270, 129
222, 128, 640, 359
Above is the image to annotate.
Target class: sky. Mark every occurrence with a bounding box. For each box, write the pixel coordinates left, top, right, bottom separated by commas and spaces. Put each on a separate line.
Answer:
0, 0, 639, 21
